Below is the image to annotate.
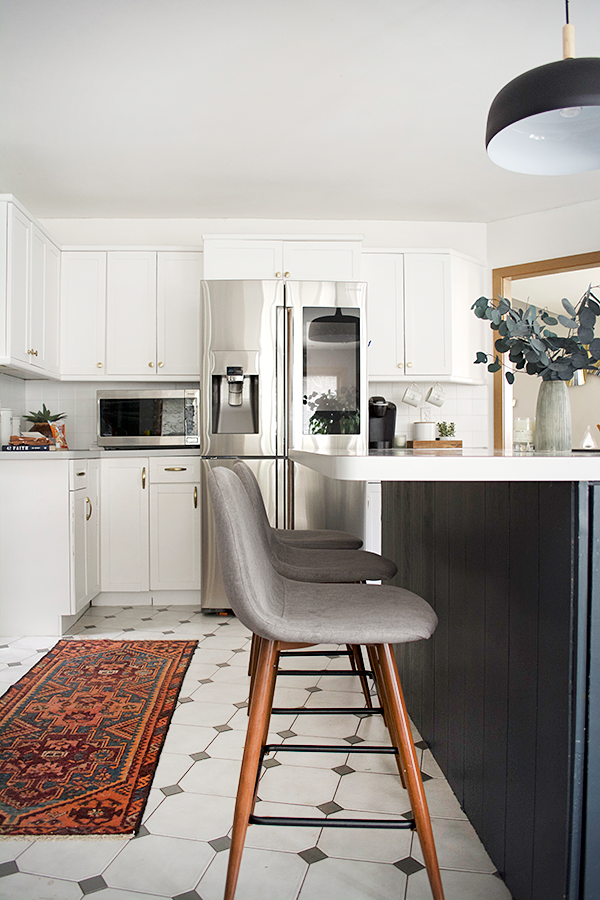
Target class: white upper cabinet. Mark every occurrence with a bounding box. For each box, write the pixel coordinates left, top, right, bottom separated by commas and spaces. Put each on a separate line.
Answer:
61, 249, 202, 379
106, 251, 157, 376
0, 200, 60, 377
156, 252, 202, 377
203, 237, 361, 281
364, 249, 486, 383
61, 252, 107, 376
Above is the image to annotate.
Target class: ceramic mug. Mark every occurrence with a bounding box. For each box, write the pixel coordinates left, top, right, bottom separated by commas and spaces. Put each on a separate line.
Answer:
402, 383, 422, 408
425, 383, 446, 407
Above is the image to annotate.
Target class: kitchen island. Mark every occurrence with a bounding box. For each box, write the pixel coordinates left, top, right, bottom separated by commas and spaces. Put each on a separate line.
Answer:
290, 448, 600, 900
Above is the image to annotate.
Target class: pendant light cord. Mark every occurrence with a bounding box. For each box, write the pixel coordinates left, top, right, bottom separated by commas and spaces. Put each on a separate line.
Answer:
563, 1, 575, 59
565, 0, 569, 25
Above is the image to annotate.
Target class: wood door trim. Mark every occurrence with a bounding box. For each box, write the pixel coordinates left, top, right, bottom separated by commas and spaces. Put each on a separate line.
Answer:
492, 250, 600, 449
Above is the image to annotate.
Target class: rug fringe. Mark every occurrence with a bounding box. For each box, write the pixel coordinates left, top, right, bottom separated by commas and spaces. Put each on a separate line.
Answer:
0, 832, 135, 841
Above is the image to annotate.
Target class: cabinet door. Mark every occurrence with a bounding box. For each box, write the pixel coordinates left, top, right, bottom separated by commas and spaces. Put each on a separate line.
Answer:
7, 205, 31, 366
85, 459, 101, 600
61, 252, 107, 376
283, 241, 361, 281
70, 489, 88, 613
149, 482, 200, 590
30, 228, 60, 375
363, 252, 404, 378
202, 239, 283, 280
404, 253, 451, 377
106, 252, 157, 375
157, 252, 202, 377
100, 458, 149, 591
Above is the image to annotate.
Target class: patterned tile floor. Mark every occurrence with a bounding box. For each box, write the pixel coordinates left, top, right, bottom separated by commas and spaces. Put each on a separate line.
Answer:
0, 606, 513, 900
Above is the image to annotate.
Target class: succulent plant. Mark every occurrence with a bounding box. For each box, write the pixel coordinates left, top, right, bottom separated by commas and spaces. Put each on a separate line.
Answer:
23, 404, 67, 423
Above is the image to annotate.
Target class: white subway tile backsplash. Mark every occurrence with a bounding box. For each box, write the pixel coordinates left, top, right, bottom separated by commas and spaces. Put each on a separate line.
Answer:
368, 380, 491, 448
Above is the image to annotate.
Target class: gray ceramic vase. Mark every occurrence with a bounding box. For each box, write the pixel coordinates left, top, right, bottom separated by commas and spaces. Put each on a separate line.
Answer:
534, 380, 572, 452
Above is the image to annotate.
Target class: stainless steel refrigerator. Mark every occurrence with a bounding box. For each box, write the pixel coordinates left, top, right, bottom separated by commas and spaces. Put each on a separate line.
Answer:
200, 278, 367, 611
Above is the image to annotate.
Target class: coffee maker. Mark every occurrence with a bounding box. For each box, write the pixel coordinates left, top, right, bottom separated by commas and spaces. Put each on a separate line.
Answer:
369, 396, 397, 449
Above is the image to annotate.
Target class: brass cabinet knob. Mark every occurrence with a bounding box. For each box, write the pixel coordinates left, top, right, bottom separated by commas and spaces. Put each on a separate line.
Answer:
97, 362, 103, 368
275, 272, 282, 278
158, 361, 164, 368
407, 362, 413, 368
148, 361, 154, 367
397, 362, 404, 369
284, 272, 290, 278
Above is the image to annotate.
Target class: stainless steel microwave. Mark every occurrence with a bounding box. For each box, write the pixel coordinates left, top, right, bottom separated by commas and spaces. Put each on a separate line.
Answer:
97, 389, 200, 448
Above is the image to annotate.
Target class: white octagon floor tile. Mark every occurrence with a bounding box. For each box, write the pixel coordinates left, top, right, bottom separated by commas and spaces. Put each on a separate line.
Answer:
334, 770, 408, 815
298, 856, 407, 900
179, 756, 242, 798
245, 800, 324, 852
406, 867, 513, 900
257, 763, 340, 807
412, 817, 496, 873
102, 833, 215, 895
16, 838, 126, 880
144, 790, 235, 842
0, 872, 83, 900
197, 846, 308, 900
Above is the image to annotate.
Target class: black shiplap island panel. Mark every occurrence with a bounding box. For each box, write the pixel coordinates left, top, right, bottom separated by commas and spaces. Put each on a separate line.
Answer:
383, 480, 596, 900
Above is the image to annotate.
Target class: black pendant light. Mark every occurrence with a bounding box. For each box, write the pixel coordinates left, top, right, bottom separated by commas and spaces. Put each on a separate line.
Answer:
486, 1, 600, 175
308, 308, 359, 343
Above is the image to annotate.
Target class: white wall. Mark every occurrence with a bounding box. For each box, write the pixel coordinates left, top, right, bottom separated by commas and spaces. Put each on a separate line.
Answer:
39, 217, 487, 261
487, 198, 600, 270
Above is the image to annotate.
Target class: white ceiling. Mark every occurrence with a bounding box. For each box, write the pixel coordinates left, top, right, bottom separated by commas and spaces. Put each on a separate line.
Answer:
2, 0, 600, 223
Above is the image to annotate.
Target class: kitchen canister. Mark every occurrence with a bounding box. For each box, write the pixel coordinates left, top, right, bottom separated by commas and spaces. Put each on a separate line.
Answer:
414, 421, 436, 441
0, 408, 13, 445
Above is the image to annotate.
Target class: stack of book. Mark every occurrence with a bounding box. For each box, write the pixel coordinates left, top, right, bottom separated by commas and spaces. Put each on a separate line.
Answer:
2, 434, 53, 452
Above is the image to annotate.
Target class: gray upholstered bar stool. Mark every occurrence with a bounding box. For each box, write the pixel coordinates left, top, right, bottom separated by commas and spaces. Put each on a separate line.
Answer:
233, 458, 397, 706
209, 466, 445, 900
233, 460, 363, 551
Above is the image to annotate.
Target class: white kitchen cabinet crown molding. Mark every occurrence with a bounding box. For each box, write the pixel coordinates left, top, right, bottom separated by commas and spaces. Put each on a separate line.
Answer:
202, 233, 364, 241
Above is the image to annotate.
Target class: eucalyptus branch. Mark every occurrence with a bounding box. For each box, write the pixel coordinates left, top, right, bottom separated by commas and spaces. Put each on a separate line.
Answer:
472, 286, 600, 383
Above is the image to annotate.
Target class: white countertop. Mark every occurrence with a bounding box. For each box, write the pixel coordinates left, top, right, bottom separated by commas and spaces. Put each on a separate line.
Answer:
0, 447, 202, 461
289, 448, 600, 482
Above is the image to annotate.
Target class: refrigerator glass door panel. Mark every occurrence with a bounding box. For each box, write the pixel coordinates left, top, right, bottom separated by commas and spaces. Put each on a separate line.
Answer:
200, 457, 283, 610
200, 280, 283, 457
286, 281, 367, 453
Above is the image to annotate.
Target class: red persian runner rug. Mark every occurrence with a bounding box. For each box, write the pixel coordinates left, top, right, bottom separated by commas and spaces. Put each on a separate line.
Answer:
0, 639, 197, 837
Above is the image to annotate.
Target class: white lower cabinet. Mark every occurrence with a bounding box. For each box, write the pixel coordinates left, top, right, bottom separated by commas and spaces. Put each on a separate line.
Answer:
69, 460, 101, 614
100, 456, 200, 600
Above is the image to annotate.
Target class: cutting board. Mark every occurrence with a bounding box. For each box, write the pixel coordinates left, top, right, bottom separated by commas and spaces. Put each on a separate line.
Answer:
407, 440, 463, 449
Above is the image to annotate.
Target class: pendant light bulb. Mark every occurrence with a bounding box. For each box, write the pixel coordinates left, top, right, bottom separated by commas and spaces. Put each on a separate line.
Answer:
486, 4, 600, 175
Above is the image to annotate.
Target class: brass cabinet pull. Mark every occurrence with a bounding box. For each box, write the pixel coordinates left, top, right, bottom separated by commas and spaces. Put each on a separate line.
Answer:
194, 486, 198, 508
164, 467, 186, 472
397, 362, 404, 369
142, 466, 146, 489
97, 362, 103, 368
407, 362, 413, 368
76, 471, 86, 477
28, 349, 38, 356
275, 271, 282, 278
148, 362, 154, 367
85, 497, 92, 521
284, 271, 290, 278
158, 361, 164, 368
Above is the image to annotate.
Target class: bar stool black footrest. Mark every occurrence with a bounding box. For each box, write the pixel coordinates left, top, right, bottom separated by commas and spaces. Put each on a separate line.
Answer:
263, 743, 398, 755
277, 668, 373, 677
279, 650, 352, 657
249, 814, 415, 830
271, 706, 383, 715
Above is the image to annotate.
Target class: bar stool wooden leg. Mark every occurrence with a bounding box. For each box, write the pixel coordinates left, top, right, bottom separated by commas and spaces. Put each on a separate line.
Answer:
366, 645, 407, 789
375, 643, 445, 900
225, 637, 279, 900
348, 644, 373, 708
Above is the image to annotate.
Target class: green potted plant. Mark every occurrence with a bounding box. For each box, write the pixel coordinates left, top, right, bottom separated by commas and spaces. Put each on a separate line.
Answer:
472, 286, 600, 451
437, 422, 456, 439
23, 404, 67, 440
